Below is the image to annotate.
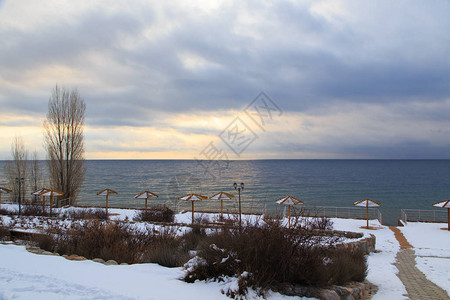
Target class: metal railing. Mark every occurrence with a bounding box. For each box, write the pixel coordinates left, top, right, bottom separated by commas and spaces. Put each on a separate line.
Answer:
298, 206, 382, 224
401, 209, 447, 224
192, 205, 383, 224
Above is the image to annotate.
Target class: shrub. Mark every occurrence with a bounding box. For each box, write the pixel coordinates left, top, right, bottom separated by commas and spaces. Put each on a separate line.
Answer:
60, 208, 108, 220
134, 206, 174, 223
36, 233, 56, 252
184, 222, 366, 297
144, 239, 190, 267
21, 205, 50, 217
0, 208, 14, 216
0, 226, 10, 241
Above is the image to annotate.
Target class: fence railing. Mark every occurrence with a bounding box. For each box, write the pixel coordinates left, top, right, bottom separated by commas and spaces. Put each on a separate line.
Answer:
193, 205, 383, 224
400, 209, 447, 224
298, 206, 382, 224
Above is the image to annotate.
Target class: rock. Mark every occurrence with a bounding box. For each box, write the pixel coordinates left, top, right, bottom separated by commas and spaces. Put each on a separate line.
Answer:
92, 258, 105, 264
66, 255, 87, 261
120, 262, 128, 265
334, 286, 352, 300
42, 251, 53, 255
319, 289, 340, 300
105, 259, 118, 265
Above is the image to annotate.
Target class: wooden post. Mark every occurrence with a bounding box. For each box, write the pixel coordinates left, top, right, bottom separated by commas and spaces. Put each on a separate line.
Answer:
43, 196, 46, 211
192, 201, 195, 224
221, 199, 223, 219
0, 193, 2, 210
50, 195, 53, 215
106, 194, 109, 215
448, 208, 449, 231
366, 203, 369, 229
288, 205, 291, 229
145, 198, 148, 211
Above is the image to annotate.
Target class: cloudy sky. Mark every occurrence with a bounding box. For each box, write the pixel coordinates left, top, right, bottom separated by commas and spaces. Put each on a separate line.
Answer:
1, 0, 450, 160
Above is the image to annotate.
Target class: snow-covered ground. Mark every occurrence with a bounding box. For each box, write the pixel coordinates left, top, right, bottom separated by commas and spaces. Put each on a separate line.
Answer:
399, 222, 450, 296
1, 204, 447, 299
331, 218, 406, 300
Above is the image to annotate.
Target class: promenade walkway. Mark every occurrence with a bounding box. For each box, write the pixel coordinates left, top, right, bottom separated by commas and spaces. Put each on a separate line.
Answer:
389, 226, 449, 300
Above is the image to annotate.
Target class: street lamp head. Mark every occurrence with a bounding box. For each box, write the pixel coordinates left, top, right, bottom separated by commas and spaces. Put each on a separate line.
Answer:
241, 182, 244, 190
233, 182, 237, 190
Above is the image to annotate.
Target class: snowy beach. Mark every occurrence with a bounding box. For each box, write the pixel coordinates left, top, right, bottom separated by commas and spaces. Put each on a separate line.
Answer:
0, 206, 449, 299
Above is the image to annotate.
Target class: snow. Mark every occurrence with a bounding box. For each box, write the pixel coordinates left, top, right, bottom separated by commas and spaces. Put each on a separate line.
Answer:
331, 218, 407, 300
0, 244, 312, 300
399, 222, 450, 295
2, 204, 449, 299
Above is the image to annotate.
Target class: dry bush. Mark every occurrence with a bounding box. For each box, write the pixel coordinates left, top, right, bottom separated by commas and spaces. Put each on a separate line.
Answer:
21, 205, 50, 217
61, 208, 108, 220
0, 208, 14, 216
144, 239, 190, 267
134, 206, 174, 223
194, 214, 210, 224
184, 222, 366, 297
36, 233, 56, 251
52, 221, 155, 263
0, 226, 10, 241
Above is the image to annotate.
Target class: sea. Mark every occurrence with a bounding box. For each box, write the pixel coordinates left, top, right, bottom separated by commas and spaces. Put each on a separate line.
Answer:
1, 159, 449, 225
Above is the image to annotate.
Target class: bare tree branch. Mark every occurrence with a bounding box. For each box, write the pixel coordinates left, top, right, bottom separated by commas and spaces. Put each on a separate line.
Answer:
44, 85, 86, 205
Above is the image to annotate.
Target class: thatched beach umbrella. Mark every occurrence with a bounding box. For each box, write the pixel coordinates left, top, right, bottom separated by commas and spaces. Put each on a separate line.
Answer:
135, 191, 159, 210
210, 191, 234, 219
97, 188, 118, 215
0, 187, 12, 209
38, 189, 63, 214
32, 188, 50, 210
179, 193, 208, 224
276, 195, 304, 228
354, 198, 381, 229
433, 200, 450, 231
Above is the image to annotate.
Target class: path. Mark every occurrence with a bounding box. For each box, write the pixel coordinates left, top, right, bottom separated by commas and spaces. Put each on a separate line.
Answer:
389, 226, 449, 300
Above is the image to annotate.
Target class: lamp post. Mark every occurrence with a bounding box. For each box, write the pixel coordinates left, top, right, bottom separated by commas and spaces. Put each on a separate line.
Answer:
15, 177, 24, 215
233, 182, 244, 231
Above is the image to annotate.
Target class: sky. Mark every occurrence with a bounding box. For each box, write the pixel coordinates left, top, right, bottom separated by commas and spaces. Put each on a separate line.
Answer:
1, 0, 450, 160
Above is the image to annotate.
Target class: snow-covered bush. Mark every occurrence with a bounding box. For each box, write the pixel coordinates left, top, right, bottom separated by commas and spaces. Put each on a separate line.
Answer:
184, 221, 367, 297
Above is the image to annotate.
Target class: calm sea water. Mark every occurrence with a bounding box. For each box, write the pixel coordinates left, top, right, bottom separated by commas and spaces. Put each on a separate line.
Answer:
1, 160, 449, 225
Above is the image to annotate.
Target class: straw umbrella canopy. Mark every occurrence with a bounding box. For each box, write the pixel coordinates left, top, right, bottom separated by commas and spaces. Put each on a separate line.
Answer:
354, 198, 381, 229
178, 193, 208, 224
38, 189, 63, 214
276, 195, 304, 228
433, 200, 450, 231
0, 187, 12, 209
210, 191, 234, 219
134, 191, 159, 210
32, 188, 50, 210
97, 188, 118, 215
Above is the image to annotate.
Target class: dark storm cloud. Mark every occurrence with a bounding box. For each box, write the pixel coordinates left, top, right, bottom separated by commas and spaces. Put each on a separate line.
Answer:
1, 1, 450, 158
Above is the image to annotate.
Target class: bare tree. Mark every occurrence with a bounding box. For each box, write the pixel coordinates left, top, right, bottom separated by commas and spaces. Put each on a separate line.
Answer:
29, 150, 43, 203
5, 136, 28, 204
44, 85, 86, 206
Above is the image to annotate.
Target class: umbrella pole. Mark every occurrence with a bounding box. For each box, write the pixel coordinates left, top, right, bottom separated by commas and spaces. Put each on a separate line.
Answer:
366, 203, 369, 229
43, 196, 45, 211
192, 201, 195, 224
221, 199, 223, 219
106, 194, 109, 215
288, 205, 291, 229
145, 198, 148, 211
